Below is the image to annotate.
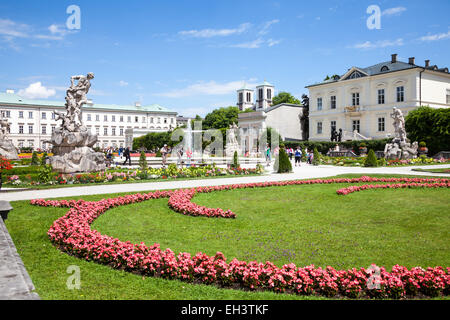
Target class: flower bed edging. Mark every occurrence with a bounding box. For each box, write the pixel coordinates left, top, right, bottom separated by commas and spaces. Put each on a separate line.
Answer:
30, 176, 450, 299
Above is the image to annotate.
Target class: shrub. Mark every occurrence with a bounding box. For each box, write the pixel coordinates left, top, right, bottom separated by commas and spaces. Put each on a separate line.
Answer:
31, 151, 40, 166
419, 141, 426, 148
312, 148, 320, 166
231, 151, 239, 169
38, 164, 54, 183
364, 149, 378, 167
405, 106, 450, 156
275, 148, 292, 173
40, 152, 48, 166
139, 151, 148, 170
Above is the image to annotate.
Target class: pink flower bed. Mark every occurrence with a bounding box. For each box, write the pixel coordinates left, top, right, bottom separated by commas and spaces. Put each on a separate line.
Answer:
30, 176, 450, 299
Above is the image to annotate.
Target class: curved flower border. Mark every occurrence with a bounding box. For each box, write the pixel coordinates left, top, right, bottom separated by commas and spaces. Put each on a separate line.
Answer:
30, 176, 450, 299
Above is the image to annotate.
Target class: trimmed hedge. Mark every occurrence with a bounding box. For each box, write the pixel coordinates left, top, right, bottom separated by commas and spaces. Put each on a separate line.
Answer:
275, 148, 292, 173
283, 139, 390, 156
364, 149, 378, 167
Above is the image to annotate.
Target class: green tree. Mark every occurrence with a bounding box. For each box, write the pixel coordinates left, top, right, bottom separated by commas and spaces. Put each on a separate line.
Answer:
231, 151, 239, 169
31, 151, 39, 166
272, 92, 301, 106
203, 106, 239, 130
405, 106, 450, 156
312, 148, 320, 166
139, 151, 148, 170
275, 148, 292, 173
364, 149, 378, 167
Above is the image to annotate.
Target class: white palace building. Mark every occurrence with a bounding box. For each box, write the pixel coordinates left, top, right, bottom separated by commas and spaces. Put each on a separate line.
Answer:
0, 90, 177, 150
306, 54, 450, 141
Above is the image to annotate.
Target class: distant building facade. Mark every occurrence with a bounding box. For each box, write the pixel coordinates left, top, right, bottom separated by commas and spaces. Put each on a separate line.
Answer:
0, 90, 177, 150
237, 81, 306, 155
306, 54, 450, 141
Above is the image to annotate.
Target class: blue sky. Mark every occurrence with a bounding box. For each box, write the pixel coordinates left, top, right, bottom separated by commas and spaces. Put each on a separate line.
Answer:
1, 0, 449, 117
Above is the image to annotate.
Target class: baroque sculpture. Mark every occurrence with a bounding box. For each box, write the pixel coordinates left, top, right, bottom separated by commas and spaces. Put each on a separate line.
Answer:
46, 73, 106, 173
384, 107, 418, 160
225, 122, 241, 157
0, 114, 19, 159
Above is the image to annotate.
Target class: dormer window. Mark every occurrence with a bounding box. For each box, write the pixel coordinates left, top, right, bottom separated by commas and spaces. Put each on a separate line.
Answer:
349, 71, 364, 79
380, 66, 389, 72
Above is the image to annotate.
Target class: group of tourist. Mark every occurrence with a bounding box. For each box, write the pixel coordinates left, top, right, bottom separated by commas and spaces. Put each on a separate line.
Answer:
285, 147, 315, 166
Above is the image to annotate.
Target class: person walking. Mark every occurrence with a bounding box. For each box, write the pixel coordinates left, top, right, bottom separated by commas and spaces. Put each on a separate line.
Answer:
294, 146, 302, 167
176, 147, 184, 168
122, 147, 131, 166
265, 145, 271, 167
160, 144, 169, 168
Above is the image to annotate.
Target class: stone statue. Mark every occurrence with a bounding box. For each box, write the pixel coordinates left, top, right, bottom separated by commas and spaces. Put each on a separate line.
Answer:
0, 114, 19, 160
331, 128, 337, 142
384, 107, 418, 160
391, 107, 407, 143
47, 73, 106, 173
225, 122, 241, 157
337, 128, 342, 142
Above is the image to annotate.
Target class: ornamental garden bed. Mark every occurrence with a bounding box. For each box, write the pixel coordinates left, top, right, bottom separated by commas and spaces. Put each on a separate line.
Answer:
2, 164, 264, 189
6, 175, 448, 299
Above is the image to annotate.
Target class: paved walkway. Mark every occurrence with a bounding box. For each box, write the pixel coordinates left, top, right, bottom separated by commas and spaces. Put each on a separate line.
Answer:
0, 218, 40, 300
1, 163, 449, 202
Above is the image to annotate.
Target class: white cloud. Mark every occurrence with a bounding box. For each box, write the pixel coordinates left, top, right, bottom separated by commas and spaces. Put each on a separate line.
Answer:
18, 82, 56, 99
230, 38, 265, 49
382, 7, 407, 16
258, 19, 279, 35
179, 23, 251, 38
119, 80, 129, 87
351, 38, 404, 49
156, 79, 259, 98
267, 38, 282, 47
0, 19, 30, 38
418, 30, 450, 41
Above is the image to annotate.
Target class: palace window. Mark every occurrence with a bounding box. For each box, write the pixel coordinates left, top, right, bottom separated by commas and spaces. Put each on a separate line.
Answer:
96, 114, 100, 121
42, 126, 47, 134
378, 117, 385, 132
396, 86, 404, 102
378, 89, 385, 104
317, 122, 323, 134
29, 111, 33, 119
246, 92, 251, 102
104, 127, 108, 136
330, 96, 336, 109
446, 89, 450, 104
19, 125, 24, 134
135, 116, 139, 123
42, 112, 46, 119
120, 116, 124, 122
267, 89, 272, 100
87, 114, 92, 121
52, 112, 56, 120
352, 93, 360, 106
19, 111, 24, 118
330, 121, 336, 132
104, 115, 108, 122
127, 116, 131, 123
239, 92, 243, 103
112, 127, 116, 136
112, 115, 116, 122
258, 88, 263, 100
28, 125, 33, 134
120, 128, 124, 136
317, 97, 323, 110
51, 126, 56, 133
352, 120, 360, 133
96, 127, 100, 135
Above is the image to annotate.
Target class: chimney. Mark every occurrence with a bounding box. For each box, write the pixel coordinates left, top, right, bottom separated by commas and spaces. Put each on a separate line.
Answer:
86, 99, 93, 105
391, 53, 397, 63
408, 57, 415, 65
135, 102, 141, 107
425, 60, 430, 67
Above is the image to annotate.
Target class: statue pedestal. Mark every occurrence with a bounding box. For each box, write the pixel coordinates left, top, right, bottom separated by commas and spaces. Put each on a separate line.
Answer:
49, 128, 105, 173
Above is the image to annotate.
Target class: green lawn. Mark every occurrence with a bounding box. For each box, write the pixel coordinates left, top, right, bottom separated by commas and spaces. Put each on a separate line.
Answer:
5, 174, 450, 300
